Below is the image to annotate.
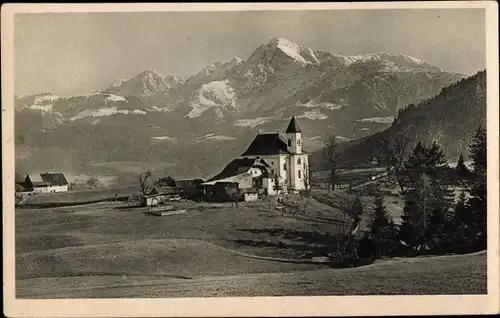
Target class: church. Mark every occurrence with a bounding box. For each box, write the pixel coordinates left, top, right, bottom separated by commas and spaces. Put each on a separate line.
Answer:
202, 116, 310, 200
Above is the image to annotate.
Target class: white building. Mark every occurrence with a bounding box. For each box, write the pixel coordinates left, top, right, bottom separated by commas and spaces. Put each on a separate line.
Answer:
203, 116, 310, 199
25, 173, 69, 193
240, 115, 310, 193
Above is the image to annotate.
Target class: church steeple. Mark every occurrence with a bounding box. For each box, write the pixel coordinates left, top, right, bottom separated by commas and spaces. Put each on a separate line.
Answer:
285, 115, 302, 133
285, 115, 302, 154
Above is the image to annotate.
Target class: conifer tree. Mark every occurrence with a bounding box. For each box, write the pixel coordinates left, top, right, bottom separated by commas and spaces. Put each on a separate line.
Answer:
370, 192, 399, 258
450, 191, 473, 252
456, 153, 470, 180
399, 142, 454, 253
468, 125, 487, 249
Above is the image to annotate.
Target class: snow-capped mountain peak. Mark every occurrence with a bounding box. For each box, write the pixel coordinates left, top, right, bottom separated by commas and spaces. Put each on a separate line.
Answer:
267, 37, 319, 66
105, 69, 184, 97
185, 57, 243, 86
345, 52, 442, 71
230, 57, 243, 65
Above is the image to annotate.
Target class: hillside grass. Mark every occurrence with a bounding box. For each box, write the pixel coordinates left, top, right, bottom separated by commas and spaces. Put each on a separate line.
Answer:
19, 184, 140, 206
17, 251, 486, 298
16, 196, 347, 260
15, 189, 486, 297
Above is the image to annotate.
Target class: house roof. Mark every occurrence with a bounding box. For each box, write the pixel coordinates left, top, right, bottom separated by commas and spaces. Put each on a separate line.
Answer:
41, 173, 69, 186
241, 133, 291, 156
206, 158, 269, 183
28, 173, 68, 186
27, 174, 44, 183
174, 179, 204, 188
32, 181, 52, 187
285, 116, 302, 133
203, 172, 253, 186
148, 186, 179, 196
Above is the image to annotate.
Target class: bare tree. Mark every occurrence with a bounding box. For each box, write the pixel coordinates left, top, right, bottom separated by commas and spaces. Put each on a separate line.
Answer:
334, 196, 364, 260
273, 175, 283, 194
300, 168, 312, 214
324, 136, 340, 192
139, 170, 152, 196
86, 176, 101, 189
375, 132, 411, 193
227, 187, 240, 207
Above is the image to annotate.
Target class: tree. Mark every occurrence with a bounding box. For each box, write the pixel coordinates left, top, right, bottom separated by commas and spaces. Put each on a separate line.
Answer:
468, 125, 487, 249
404, 141, 448, 191
299, 168, 312, 214
227, 187, 241, 207
398, 142, 454, 254
399, 170, 454, 253
335, 195, 364, 261
370, 192, 399, 258
272, 175, 283, 194
156, 175, 176, 187
268, 175, 283, 209
399, 173, 433, 252
68, 179, 86, 191
86, 176, 101, 189
450, 191, 474, 252
324, 136, 340, 191
376, 132, 411, 193
348, 195, 364, 231
139, 170, 152, 196
455, 153, 470, 180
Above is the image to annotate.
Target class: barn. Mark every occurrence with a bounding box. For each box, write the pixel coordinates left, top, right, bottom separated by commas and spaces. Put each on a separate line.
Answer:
24, 173, 69, 193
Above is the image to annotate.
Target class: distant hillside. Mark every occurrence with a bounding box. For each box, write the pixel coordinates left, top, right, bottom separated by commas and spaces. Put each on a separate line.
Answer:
311, 70, 486, 170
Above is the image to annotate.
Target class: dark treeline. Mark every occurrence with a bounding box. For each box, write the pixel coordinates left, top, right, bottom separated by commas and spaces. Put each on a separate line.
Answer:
336, 125, 487, 264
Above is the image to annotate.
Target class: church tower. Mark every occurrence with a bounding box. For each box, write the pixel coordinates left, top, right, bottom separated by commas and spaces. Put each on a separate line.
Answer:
285, 115, 308, 192
286, 115, 302, 154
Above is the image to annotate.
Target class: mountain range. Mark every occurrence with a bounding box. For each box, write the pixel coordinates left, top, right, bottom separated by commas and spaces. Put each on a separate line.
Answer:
311, 70, 487, 170
15, 37, 469, 183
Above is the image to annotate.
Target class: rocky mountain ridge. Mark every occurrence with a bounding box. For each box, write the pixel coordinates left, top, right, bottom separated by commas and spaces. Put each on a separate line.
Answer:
15, 37, 468, 181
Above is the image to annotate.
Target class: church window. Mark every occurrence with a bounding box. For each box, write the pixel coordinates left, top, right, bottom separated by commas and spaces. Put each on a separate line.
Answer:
284, 163, 287, 171
271, 169, 275, 175
287, 139, 292, 147
297, 158, 301, 165
298, 170, 302, 179
297, 139, 301, 146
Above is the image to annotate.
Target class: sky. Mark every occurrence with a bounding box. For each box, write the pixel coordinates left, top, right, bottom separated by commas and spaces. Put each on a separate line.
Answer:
14, 9, 486, 97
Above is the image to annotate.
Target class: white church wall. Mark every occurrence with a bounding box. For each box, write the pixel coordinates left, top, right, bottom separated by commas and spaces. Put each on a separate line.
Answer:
288, 154, 310, 191
259, 155, 288, 180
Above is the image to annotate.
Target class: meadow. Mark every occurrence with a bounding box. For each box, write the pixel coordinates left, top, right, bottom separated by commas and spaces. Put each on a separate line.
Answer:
15, 188, 486, 297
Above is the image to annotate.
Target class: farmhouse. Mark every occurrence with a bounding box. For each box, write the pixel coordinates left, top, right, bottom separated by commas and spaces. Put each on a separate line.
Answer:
22, 173, 69, 194
202, 116, 310, 201
140, 186, 181, 207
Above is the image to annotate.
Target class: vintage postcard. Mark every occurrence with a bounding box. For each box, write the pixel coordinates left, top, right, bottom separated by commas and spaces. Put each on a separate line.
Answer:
2, 1, 499, 317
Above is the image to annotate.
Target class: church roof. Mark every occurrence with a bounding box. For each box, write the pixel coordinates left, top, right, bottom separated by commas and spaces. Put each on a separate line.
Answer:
241, 133, 291, 156
285, 116, 302, 133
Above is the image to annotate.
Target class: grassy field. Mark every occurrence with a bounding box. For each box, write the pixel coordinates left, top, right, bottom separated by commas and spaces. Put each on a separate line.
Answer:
15, 189, 487, 298
17, 251, 487, 298
19, 184, 140, 206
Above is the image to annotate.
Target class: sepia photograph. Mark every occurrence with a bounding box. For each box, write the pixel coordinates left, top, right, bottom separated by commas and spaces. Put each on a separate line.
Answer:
2, 2, 499, 317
